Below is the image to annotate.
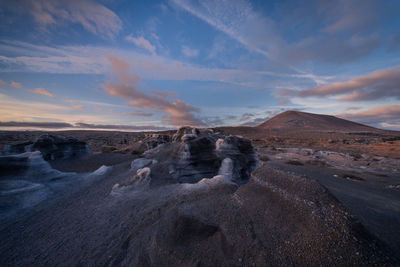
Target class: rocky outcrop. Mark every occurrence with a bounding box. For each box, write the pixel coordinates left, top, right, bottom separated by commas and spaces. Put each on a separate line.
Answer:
3, 135, 90, 160
128, 126, 258, 185
144, 134, 170, 150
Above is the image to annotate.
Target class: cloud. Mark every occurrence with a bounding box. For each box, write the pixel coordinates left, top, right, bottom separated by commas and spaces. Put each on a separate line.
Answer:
130, 112, 153, 117
103, 55, 204, 127
345, 107, 362, 111
171, 0, 395, 65
0, 93, 110, 123
0, 121, 170, 131
107, 109, 153, 117
240, 116, 269, 127
338, 104, 400, 129
31, 88, 54, 97
10, 81, 22, 88
74, 123, 170, 131
71, 105, 84, 110
126, 35, 156, 54
171, 0, 272, 58
239, 113, 254, 122
279, 66, 400, 101
225, 115, 237, 120
0, 121, 73, 128
279, 98, 289, 105
182, 45, 199, 57
0, 80, 5, 85
1, 0, 122, 39
0, 41, 326, 89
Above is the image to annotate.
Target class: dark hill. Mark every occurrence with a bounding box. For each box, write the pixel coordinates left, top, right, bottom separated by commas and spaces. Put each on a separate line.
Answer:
257, 111, 377, 132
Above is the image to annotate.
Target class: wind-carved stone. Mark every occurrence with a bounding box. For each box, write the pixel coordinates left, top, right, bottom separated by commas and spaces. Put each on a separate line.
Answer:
3, 135, 91, 160
132, 126, 258, 185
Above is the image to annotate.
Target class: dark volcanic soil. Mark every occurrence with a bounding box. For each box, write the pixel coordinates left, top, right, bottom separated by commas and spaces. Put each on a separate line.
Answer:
1, 127, 400, 266
0, 160, 396, 266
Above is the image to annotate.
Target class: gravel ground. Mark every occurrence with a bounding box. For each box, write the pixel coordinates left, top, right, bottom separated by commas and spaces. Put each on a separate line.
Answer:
0, 157, 397, 266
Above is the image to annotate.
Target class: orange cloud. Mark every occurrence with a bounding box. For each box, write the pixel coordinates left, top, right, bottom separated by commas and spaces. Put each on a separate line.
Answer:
103, 55, 204, 127
10, 81, 22, 88
31, 88, 54, 97
71, 105, 84, 110
338, 104, 400, 129
0, 80, 5, 86
279, 66, 400, 101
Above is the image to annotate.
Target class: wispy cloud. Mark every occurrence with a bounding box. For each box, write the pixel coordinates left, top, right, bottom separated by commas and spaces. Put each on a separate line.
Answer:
10, 81, 22, 88
0, 80, 5, 85
0, 121, 170, 131
130, 112, 153, 117
279, 66, 400, 101
74, 122, 170, 131
71, 105, 84, 110
172, 0, 390, 65
1, 0, 122, 39
171, 0, 272, 58
0, 93, 109, 123
239, 113, 254, 122
240, 116, 269, 127
126, 35, 156, 54
31, 87, 54, 97
0, 41, 327, 88
338, 104, 400, 129
103, 55, 204, 127
107, 109, 153, 118
0, 121, 73, 128
182, 45, 199, 57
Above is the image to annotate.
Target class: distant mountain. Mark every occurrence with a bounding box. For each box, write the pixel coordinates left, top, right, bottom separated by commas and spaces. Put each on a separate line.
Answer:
257, 111, 377, 132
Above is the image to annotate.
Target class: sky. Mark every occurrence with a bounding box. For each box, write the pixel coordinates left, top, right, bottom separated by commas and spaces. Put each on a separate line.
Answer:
0, 0, 399, 131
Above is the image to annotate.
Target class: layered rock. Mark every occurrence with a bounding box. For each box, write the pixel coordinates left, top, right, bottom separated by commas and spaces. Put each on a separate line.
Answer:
3, 135, 90, 160
130, 126, 258, 185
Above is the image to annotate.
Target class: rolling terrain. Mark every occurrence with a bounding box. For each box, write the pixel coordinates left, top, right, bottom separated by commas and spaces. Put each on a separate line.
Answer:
0, 111, 399, 266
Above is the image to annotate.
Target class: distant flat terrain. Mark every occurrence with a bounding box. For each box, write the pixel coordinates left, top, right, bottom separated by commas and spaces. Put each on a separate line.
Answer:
1, 112, 400, 265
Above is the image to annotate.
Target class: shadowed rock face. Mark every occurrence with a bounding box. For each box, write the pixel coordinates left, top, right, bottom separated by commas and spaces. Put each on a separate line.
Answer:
3, 135, 90, 160
144, 134, 171, 150
137, 127, 258, 185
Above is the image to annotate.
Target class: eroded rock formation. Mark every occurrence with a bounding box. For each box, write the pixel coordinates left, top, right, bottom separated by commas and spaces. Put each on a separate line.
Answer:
3, 135, 91, 160
128, 126, 258, 186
